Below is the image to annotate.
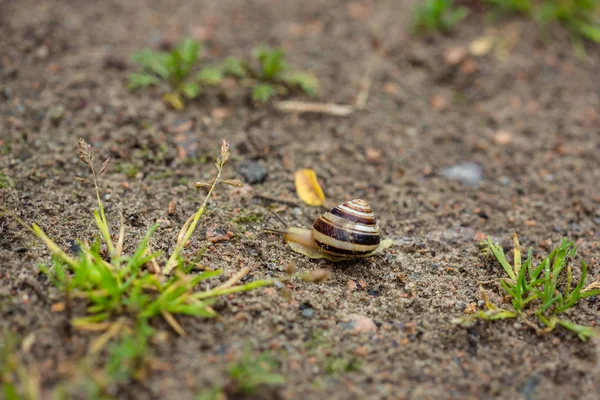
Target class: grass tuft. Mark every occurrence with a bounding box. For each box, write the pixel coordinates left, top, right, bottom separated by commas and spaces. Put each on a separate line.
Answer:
455, 233, 600, 340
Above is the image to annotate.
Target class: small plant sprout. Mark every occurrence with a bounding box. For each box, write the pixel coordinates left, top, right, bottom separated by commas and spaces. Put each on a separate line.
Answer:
129, 38, 223, 109
455, 233, 600, 341
163, 139, 241, 274
216, 46, 319, 103
412, 0, 469, 34
247, 45, 319, 103
225, 351, 285, 395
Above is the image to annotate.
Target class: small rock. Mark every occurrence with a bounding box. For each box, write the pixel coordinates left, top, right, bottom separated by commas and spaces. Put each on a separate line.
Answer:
340, 314, 377, 334
48, 105, 65, 126
168, 200, 176, 215
444, 47, 467, 65
67, 239, 81, 255
365, 148, 382, 163
206, 225, 234, 242
498, 176, 511, 186
103, 55, 128, 71
354, 346, 368, 357
238, 161, 268, 184
430, 94, 446, 110
441, 162, 483, 186
459, 58, 477, 75
383, 82, 399, 95
301, 308, 314, 319
35, 45, 49, 60
156, 218, 171, 228
494, 130, 513, 145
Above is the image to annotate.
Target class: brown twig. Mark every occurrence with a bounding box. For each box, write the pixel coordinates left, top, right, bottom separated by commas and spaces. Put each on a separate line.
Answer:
253, 193, 301, 207
273, 100, 354, 117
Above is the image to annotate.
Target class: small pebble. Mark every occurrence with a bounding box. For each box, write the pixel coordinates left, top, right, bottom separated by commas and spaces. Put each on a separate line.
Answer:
441, 162, 483, 186
48, 105, 65, 127
366, 148, 382, 163
205, 225, 233, 242
498, 176, 510, 186
493, 130, 513, 145
339, 314, 377, 334
238, 161, 268, 184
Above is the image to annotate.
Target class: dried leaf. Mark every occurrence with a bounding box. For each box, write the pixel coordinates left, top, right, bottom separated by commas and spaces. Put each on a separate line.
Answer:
21, 332, 36, 353
469, 36, 494, 56
294, 169, 325, 206
98, 157, 111, 176
163, 92, 184, 110
161, 310, 186, 336
74, 177, 92, 185
222, 179, 243, 187
194, 181, 212, 188
89, 321, 123, 354
303, 269, 330, 283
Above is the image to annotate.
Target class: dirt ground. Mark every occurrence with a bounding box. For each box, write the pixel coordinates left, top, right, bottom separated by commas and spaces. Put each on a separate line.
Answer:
2, 0, 600, 399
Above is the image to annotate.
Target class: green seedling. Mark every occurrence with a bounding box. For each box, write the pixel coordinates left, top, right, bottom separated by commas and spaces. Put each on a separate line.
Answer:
412, 0, 469, 34
324, 356, 362, 375
455, 233, 600, 340
129, 38, 223, 109
196, 350, 285, 399
0, 172, 14, 189
226, 351, 285, 395
219, 46, 318, 103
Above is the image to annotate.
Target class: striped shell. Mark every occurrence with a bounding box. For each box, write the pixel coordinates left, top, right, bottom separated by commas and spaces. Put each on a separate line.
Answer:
311, 199, 381, 258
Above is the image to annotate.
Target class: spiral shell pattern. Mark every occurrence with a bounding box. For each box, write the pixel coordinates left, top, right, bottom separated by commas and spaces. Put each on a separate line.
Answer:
311, 199, 381, 257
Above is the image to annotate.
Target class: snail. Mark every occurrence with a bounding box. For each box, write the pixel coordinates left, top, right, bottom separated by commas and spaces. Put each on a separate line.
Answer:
265, 199, 393, 262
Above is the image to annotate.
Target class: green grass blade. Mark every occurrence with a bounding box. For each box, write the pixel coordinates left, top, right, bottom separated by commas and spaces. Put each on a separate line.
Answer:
557, 319, 598, 341
487, 237, 516, 280
193, 279, 276, 300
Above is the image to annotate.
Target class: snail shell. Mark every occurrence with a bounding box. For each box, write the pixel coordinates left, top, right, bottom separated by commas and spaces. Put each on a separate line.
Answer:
311, 199, 381, 257
266, 199, 392, 262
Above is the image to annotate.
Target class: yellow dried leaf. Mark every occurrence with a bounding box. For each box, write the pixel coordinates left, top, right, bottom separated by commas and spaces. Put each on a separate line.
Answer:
294, 169, 325, 206
469, 36, 494, 56
162, 92, 184, 110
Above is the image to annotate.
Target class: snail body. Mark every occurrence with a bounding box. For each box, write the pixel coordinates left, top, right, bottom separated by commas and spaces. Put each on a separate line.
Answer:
267, 199, 393, 262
